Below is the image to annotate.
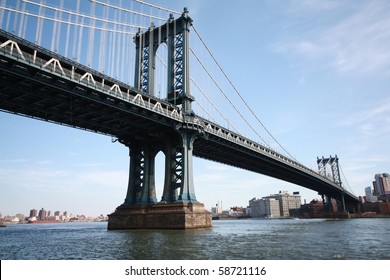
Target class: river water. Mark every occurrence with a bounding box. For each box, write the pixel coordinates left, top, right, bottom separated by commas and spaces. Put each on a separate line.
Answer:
0, 218, 389, 260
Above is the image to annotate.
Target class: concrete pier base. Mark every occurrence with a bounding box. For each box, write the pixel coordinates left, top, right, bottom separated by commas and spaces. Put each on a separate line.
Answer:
107, 203, 212, 230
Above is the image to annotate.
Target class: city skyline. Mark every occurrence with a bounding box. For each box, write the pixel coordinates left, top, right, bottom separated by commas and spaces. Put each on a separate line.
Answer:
0, 173, 386, 218
1, 0, 390, 217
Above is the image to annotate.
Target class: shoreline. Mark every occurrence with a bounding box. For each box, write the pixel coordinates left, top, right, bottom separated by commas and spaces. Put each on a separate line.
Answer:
213, 214, 390, 220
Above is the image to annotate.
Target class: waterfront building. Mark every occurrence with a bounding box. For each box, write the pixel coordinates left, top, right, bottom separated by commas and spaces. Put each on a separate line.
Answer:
260, 198, 280, 218
300, 200, 324, 218
264, 191, 302, 217
29, 209, 37, 218
249, 197, 280, 218
211, 201, 223, 217
38, 208, 47, 220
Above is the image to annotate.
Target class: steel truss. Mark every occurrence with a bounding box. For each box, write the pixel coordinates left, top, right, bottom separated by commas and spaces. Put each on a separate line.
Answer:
134, 8, 194, 113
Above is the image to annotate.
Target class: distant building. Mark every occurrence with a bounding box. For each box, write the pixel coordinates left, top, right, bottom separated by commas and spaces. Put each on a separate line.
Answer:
301, 199, 324, 218
365, 186, 378, 203
211, 201, 223, 217
373, 173, 390, 201
29, 209, 38, 218
16, 213, 25, 221
249, 197, 280, 218
54, 211, 60, 216
38, 208, 47, 220
264, 191, 302, 217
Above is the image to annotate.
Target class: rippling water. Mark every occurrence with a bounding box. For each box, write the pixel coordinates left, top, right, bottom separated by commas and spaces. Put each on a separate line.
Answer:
1, 218, 389, 259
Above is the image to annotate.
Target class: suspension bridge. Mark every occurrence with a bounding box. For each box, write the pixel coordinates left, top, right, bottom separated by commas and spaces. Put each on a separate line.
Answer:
0, 0, 359, 229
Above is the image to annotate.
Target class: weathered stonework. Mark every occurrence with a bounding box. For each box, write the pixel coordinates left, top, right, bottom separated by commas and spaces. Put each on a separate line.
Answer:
107, 202, 212, 230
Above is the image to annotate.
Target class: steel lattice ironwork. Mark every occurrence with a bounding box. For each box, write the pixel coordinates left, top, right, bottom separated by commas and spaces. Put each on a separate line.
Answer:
317, 155, 342, 187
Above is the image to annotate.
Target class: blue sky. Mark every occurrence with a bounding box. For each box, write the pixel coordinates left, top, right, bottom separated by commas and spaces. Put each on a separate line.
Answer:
1, 0, 390, 217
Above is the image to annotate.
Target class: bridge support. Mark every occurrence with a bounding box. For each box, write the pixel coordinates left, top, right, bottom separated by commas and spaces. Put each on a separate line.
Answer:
123, 141, 158, 205
321, 194, 334, 214
108, 130, 211, 230
108, 8, 210, 229
320, 193, 351, 219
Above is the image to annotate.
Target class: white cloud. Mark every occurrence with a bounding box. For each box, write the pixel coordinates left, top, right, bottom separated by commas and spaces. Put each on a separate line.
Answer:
275, 1, 390, 76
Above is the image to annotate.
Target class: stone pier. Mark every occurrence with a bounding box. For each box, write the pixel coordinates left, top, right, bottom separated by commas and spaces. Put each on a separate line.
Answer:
108, 202, 211, 230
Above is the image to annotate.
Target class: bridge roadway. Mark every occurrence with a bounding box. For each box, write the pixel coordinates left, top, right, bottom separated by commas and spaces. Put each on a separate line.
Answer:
0, 30, 359, 204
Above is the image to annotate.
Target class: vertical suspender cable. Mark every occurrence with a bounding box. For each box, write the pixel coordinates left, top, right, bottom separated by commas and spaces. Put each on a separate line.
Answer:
0, 0, 5, 29
158, 19, 162, 98
119, 1, 126, 83
77, 14, 84, 63
12, 0, 20, 34
99, 5, 108, 73
55, 0, 64, 53
111, 8, 117, 78
17, 0, 26, 38
64, 3, 71, 59
137, 26, 142, 89
22, 1, 28, 39
128, 0, 134, 85
72, 0, 80, 60
36, 0, 44, 46
116, 25, 121, 79
50, 1, 57, 51
87, 0, 95, 67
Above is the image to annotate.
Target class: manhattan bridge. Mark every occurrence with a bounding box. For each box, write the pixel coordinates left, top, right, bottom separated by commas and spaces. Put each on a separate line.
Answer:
0, 0, 359, 229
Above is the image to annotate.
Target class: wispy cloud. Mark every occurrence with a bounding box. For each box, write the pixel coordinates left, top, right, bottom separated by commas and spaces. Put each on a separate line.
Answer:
274, 1, 390, 76
337, 99, 390, 164
38, 160, 53, 165
342, 99, 390, 126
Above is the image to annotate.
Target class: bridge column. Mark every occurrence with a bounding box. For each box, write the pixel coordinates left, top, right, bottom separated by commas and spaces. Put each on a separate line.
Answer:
321, 194, 333, 214
161, 144, 180, 203
177, 130, 197, 202
161, 130, 198, 203
340, 193, 347, 213
123, 141, 158, 205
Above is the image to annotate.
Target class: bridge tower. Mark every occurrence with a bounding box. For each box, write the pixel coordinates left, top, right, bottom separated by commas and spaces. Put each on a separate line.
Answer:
134, 7, 194, 114
108, 9, 211, 229
317, 155, 348, 214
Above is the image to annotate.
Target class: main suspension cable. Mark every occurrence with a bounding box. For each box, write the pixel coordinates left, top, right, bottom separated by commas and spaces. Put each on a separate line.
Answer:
132, 0, 181, 15
191, 24, 297, 161
23, 0, 146, 30
0, 6, 136, 34
190, 47, 270, 147
91, 0, 166, 21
